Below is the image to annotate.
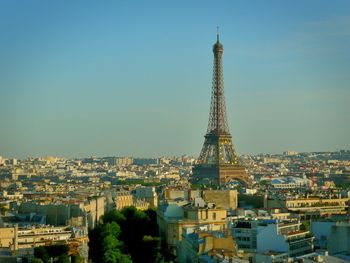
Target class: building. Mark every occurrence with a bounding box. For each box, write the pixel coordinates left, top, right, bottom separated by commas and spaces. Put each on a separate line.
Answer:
114, 190, 150, 211
178, 225, 242, 263
270, 177, 308, 189
311, 221, 350, 257
134, 186, 158, 208
18, 196, 105, 229
115, 191, 133, 210
0, 224, 88, 262
296, 252, 350, 263
264, 195, 349, 219
203, 190, 238, 211
231, 219, 314, 259
256, 220, 314, 257
85, 196, 105, 228
107, 157, 134, 166
255, 251, 289, 263
283, 151, 299, 156
0, 225, 73, 256
231, 220, 258, 253
162, 188, 238, 211
157, 199, 228, 255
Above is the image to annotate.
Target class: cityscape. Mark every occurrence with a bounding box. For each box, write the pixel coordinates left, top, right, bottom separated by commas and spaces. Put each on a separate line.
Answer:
1, 1, 350, 263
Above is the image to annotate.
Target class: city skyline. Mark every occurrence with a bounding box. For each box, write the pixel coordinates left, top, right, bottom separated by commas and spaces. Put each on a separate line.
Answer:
1, 1, 350, 158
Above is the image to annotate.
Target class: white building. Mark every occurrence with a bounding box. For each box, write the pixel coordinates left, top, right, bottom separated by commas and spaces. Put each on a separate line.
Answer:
231, 219, 314, 259
257, 221, 314, 257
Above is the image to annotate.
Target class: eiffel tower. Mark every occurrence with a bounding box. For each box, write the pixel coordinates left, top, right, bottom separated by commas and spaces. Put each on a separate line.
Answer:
192, 32, 250, 186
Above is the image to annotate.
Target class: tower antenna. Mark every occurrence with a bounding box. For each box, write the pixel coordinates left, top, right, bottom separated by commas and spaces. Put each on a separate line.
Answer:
217, 26, 220, 42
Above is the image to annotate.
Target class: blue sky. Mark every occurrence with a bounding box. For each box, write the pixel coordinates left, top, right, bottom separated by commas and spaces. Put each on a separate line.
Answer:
0, 1, 349, 158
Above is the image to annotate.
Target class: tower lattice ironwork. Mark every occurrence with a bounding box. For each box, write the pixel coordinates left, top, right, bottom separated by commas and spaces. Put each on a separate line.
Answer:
192, 33, 250, 185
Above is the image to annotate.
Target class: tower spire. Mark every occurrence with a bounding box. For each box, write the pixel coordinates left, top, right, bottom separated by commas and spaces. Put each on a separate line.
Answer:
217, 26, 220, 42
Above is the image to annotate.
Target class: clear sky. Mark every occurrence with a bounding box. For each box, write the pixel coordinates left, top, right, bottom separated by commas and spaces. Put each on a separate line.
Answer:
1, 1, 349, 158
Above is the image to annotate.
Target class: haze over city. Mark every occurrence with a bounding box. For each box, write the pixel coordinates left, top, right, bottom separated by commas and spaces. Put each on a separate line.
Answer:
1, 0, 349, 158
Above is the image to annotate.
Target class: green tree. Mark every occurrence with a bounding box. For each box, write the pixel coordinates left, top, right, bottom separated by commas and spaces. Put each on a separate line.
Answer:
34, 244, 70, 263
103, 249, 132, 263
103, 235, 121, 251
144, 208, 159, 237
103, 249, 118, 263
102, 222, 121, 239
34, 246, 50, 263
140, 236, 163, 263
88, 225, 104, 262
72, 255, 84, 263
117, 207, 162, 262
300, 221, 311, 231
0, 204, 8, 215
46, 244, 69, 259
90, 207, 170, 263
57, 254, 70, 263
102, 210, 126, 224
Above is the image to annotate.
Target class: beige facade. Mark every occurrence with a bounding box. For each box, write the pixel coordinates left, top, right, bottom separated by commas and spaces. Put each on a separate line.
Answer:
115, 191, 133, 210
271, 212, 291, 220
285, 197, 349, 208
158, 205, 228, 255
184, 206, 227, 222
0, 226, 17, 250
84, 196, 105, 228
133, 199, 150, 211
158, 189, 239, 255
164, 189, 187, 200
0, 226, 72, 253
178, 227, 238, 263
17, 196, 105, 229
265, 196, 349, 217
115, 190, 151, 211
134, 187, 158, 208
163, 189, 238, 211
203, 189, 238, 210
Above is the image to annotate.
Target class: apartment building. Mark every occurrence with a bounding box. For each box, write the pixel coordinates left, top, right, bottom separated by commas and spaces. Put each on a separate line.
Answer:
157, 199, 228, 255
178, 225, 242, 263
0, 225, 72, 256
231, 219, 314, 260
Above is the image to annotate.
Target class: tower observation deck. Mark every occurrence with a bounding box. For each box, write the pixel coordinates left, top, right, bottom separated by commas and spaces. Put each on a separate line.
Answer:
192, 33, 250, 186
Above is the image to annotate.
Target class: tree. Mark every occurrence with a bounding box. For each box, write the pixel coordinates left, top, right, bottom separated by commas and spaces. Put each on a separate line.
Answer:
300, 221, 311, 231
34, 244, 70, 263
103, 249, 118, 263
88, 225, 104, 262
102, 235, 121, 251
102, 210, 126, 224
57, 254, 70, 263
102, 222, 121, 239
144, 208, 159, 237
0, 204, 8, 215
117, 207, 163, 262
90, 207, 169, 263
103, 249, 132, 263
46, 244, 69, 259
34, 246, 50, 263
140, 236, 162, 263
72, 255, 84, 263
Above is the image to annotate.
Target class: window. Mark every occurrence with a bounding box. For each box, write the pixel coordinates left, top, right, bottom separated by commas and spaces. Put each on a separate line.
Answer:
213, 212, 216, 220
